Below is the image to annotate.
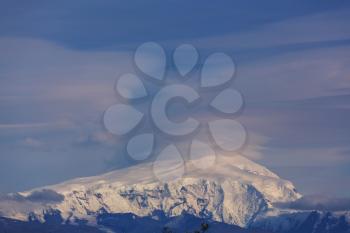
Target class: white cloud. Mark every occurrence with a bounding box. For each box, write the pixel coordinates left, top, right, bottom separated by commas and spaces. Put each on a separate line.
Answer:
276, 195, 350, 211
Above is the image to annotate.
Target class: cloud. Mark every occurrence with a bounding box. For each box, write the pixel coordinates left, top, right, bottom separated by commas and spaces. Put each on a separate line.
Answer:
187, 8, 350, 50
0, 189, 64, 204
0, 120, 77, 134
236, 45, 350, 102
0, 37, 132, 112
25, 189, 65, 203
0, 123, 51, 129
275, 195, 350, 211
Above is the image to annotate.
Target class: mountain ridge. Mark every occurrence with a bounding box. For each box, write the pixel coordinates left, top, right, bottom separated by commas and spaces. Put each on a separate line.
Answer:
0, 154, 348, 233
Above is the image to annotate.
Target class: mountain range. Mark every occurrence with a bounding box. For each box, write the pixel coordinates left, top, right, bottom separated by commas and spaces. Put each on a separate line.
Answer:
0, 155, 349, 233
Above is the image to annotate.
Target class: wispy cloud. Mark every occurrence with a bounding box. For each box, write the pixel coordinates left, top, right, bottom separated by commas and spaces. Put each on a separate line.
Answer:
275, 195, 350, 211
0, 123, 51, 129
185, 8, 350, 50
0, 189, 64, 204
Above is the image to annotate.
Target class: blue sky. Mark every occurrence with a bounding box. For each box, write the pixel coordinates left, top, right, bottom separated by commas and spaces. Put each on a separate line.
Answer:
0, 0, 350, 197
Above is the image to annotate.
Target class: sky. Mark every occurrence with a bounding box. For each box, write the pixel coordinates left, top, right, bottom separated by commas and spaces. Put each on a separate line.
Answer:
0, 0, 350, 198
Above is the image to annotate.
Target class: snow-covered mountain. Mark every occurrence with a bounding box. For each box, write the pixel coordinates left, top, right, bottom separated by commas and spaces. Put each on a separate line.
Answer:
252, 210, 350, 233
0, 154, 348, 233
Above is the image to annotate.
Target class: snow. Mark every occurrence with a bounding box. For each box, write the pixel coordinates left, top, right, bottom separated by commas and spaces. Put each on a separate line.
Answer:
0, 154, 301, 228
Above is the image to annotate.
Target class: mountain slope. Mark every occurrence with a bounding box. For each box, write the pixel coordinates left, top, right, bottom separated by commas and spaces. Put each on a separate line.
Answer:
0, 154, 300, 229
0, 213, 272, 233
0, 154, 349, 233
251, 210, 350, 233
